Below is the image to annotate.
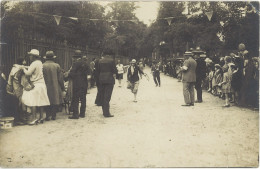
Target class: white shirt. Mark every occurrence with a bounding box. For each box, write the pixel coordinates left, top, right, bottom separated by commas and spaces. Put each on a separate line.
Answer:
116, 64, 124, 74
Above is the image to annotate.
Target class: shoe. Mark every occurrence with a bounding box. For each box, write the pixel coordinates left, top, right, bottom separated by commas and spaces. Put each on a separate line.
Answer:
195, 100, 202, 103
51, 116, 56, 120
28, 120, 38, 125
104, 114, 114, 118
39, 119, 44, 124
181, 104, 191, 106
133, 100, 137, 103
190, 103, 194, 106
223, 104, 230, 107
68, 116, 79, 119
79, 114, 85, 118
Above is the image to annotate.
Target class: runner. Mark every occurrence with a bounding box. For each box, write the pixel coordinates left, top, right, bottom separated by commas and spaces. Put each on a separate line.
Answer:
127, 59, 145, 102
116, 59, 124, 87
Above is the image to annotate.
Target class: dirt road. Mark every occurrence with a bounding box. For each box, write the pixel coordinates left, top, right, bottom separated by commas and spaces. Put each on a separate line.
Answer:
0, 67, 258, 167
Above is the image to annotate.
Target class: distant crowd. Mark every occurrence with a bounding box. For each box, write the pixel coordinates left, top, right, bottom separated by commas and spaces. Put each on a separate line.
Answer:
158, 44, 259, 108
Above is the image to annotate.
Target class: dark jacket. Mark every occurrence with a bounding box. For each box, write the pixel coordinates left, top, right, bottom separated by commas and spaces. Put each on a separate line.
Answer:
43, 60, 65, 105
127, 65, 144, 83
69, 58, 91, 90
97, 58, 117, 85
195, 58, 207, 80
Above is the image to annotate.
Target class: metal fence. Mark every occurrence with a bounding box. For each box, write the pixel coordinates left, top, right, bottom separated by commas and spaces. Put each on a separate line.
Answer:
0, 36, 101, 76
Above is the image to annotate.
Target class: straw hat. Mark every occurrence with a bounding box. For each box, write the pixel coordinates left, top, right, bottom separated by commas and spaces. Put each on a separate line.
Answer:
28, 49, 40, 57
184, 51, 193, 56
73, 50, 82, 58
131, 59, 136, 64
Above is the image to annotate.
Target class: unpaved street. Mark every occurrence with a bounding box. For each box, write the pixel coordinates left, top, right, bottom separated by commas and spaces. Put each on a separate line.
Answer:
0, 67, 258, 167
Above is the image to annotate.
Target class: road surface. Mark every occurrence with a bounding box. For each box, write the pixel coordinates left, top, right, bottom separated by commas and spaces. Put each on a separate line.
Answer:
0, 67, 258, 167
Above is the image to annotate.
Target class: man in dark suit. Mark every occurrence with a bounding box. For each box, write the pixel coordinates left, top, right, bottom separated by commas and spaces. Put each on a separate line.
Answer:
94, 56, 104, 106
194, 53, 207, 103
68, 50, 91, 119
96, 54, 117, 117
180, 51, 197, 106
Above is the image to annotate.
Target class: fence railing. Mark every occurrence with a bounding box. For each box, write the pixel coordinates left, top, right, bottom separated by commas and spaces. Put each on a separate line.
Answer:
0, 37, 101, 76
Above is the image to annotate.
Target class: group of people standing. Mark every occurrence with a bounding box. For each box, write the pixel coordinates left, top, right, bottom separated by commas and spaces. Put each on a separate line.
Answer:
205, 44, 259, 108
6, 49, 64, 125
179, 44, 259, 108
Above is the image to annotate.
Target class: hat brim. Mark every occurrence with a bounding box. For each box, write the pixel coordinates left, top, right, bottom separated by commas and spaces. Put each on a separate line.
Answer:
43, 56, 57, 59
28, 52, 40, 56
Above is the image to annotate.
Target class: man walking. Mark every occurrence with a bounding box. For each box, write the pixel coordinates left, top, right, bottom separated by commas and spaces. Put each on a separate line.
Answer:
181, 51, 197, 106
96, 53, 117, 117
68, 50, 91, 119
151, 61, 161, 87
194, 53, 207, 103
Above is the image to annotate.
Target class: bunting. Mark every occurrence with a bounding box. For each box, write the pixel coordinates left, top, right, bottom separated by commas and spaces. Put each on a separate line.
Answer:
205, 11, 213, 21
53, 15, 62, 25
165, 17, 173, 25
69, 17, 78, 22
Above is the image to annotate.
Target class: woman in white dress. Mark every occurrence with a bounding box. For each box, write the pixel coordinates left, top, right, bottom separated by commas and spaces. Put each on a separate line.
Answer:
22, 49, 50, 125
116, 60, 124, 87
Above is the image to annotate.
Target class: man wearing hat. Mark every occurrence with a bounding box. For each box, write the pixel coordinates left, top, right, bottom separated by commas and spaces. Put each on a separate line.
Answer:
194, 53, 207, 103
43, 51, 65, 120
68, 50, 91, 119
96, 53, 117, 117
180, 51, 197, 106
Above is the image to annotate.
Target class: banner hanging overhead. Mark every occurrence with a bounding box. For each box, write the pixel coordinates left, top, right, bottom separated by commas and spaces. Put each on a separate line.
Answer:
205, 11, 213, 21
166, 17, 173, 25
53, 15, 62, 25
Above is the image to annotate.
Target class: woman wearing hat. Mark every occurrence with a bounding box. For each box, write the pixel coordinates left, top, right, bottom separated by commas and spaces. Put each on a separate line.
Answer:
127, 59, 145, 102
43, 51, 65, 121
22, 49, 50, 125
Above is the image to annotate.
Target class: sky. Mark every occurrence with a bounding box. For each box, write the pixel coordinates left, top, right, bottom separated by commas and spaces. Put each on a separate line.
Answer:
134, 1, 160, 25
5, 1, 160, 25
97, 1, 160, 25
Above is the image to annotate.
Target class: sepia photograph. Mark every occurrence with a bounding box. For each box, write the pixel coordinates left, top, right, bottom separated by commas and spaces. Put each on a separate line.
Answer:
0, 0, 259, 167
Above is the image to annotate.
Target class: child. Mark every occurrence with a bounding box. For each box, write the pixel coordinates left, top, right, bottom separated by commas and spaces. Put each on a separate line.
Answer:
207, 64, 214, 92
219, 63, 233, 107
212, 64, 223, 96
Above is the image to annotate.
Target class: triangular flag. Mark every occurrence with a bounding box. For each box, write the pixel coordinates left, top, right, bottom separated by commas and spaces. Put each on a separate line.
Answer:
69, 17, 78, 22
205, 11, 213, 21
166, 18, 172, 25
53, 15, 61, 25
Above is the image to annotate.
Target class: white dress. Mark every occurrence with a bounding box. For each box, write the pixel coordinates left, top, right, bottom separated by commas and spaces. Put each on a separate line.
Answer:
22, 60, 50, 107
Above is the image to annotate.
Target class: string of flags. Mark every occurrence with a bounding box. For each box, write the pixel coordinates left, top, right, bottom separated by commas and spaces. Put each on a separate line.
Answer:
27, 11, 139, 26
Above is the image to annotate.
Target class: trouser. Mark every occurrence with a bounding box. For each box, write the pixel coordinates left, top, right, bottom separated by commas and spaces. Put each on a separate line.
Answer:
99, 84, 114, 117
153, 73, 161, 86
71, 88, 87, 117
95, 82, 102, 106
183, 82, 195, 104
46, 105, 59, 118
195, 79, 203, 101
